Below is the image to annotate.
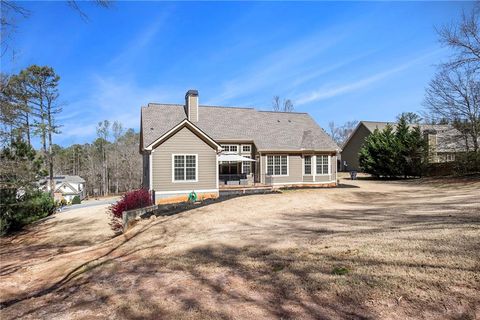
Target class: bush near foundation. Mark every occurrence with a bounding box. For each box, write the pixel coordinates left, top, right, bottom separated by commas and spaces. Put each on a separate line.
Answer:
71, 195, 81, 205
109, 189, 153, 232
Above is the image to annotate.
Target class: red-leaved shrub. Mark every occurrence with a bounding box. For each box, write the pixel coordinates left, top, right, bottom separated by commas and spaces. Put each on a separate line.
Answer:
108, 188, 153, 232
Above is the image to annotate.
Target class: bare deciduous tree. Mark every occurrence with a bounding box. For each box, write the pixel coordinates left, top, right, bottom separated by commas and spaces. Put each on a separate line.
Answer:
67, 0, 112, 22
396, 112, 423, 124
425, 3, 480, 152
1, 0, 111, 58
0, 0, 29, 57
96, 120, 110, 196
438, 2, 480, 71
424, 65, 479, 152
112, 120, 124, 194
328, 120, 359, 146
272, 95, 294, 112
272, 96, 281, 112
52, 125, 142, 197
284, 99, 294, 112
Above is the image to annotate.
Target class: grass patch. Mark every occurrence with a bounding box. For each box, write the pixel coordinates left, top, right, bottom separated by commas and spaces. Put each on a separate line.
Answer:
272, 264, 284, 272
332, 266, 349, 275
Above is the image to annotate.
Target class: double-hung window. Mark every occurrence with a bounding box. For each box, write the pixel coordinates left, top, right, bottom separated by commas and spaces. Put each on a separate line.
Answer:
173, 155, 197, 182
242, 156, 251, 175
267, 155, 288, 176
316, 155, 329, 175
304, 156, 312, 175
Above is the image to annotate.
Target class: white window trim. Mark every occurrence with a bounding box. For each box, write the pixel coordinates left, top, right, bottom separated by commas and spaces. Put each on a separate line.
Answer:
315, 155, 330, 176
172, 154, 198, 183
241, 144, 251, 153
221, 144, 239, 153
303, 155, 313, 176
145, 119, 221, 152
242, 155, 252, 174
266, 155, 289, 177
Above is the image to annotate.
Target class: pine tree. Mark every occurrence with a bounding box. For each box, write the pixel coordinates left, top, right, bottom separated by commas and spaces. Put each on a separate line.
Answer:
19, 65, 61, 195
359, 120, 427, 178
395, 116, 411, 178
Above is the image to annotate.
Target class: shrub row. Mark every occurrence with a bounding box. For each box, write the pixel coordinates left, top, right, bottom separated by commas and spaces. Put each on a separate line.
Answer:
0, 190, 57, 235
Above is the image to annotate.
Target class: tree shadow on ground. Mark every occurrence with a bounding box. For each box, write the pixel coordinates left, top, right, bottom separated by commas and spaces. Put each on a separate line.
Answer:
1, 179, 479, 319
16, 235, 476, 320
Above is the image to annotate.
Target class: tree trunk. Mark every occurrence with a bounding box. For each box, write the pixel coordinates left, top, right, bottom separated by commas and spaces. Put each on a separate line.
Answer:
25, 111, 31, 147
103, 146, 108, 196
49, 149, 54, 197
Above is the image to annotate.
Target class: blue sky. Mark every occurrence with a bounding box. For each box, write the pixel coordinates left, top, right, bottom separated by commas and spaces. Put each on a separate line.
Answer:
2, 1, 474, 146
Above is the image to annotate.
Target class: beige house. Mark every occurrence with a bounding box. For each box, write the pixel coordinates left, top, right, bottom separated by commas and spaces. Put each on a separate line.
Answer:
140, 90, 339, 203
341, 121, 470, 171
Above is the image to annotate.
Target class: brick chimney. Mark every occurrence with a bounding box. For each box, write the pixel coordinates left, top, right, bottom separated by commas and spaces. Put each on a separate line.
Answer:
185, 90, 199, 122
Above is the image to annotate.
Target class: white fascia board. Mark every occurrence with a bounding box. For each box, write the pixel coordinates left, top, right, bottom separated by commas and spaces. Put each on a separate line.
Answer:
145, 119, 221, 152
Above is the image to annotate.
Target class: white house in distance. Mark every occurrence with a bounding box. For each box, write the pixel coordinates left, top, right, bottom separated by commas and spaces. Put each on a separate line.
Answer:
39, 175, 86, 202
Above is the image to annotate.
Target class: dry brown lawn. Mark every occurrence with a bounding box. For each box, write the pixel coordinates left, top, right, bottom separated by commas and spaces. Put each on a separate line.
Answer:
0, 178, 479, 319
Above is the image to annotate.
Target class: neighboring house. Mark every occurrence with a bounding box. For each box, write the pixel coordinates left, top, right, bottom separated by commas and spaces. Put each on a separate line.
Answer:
140, 90, 340, 203
39, 175, 86, 202
341, 121, 470, 171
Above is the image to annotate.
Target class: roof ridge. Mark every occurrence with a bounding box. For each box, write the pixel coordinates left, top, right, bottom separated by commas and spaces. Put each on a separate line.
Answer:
147, 103, 183, 107
146, 102, 311, 114
199, 105, 255, 110
258, 110, 308, 114
360, 120, 393, 123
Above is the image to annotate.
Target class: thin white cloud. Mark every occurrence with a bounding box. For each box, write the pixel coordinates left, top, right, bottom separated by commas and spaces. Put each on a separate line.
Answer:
290, 51, 376, 88
57, 74, 178, 144
58, 123, 97, 139
109, 10, 171, 68
295, 49, 443, 106
207, 25, 356, 105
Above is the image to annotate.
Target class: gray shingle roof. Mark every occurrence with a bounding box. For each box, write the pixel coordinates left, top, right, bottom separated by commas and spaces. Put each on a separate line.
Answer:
141, 104, 339, 152
361, 121, 396, 133
419, 124, 470, 153
360, 121, 470, 152
39, 175, 85, 185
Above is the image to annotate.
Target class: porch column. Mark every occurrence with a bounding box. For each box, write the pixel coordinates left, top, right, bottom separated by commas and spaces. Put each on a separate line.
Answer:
216, 153, 219, 189
312, 155, 316, 182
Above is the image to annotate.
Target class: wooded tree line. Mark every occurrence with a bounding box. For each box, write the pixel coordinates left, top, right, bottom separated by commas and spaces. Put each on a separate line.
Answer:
1, 65, 62, 234
1, 65, 142, 200
1, 65, 61, 193
52, 121, 142, 197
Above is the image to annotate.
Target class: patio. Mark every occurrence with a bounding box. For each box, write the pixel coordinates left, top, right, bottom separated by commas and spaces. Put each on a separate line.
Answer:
218, 153, 257, 187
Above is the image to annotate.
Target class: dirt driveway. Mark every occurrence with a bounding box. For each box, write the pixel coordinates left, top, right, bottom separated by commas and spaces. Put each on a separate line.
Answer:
0, 178, 479, 319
